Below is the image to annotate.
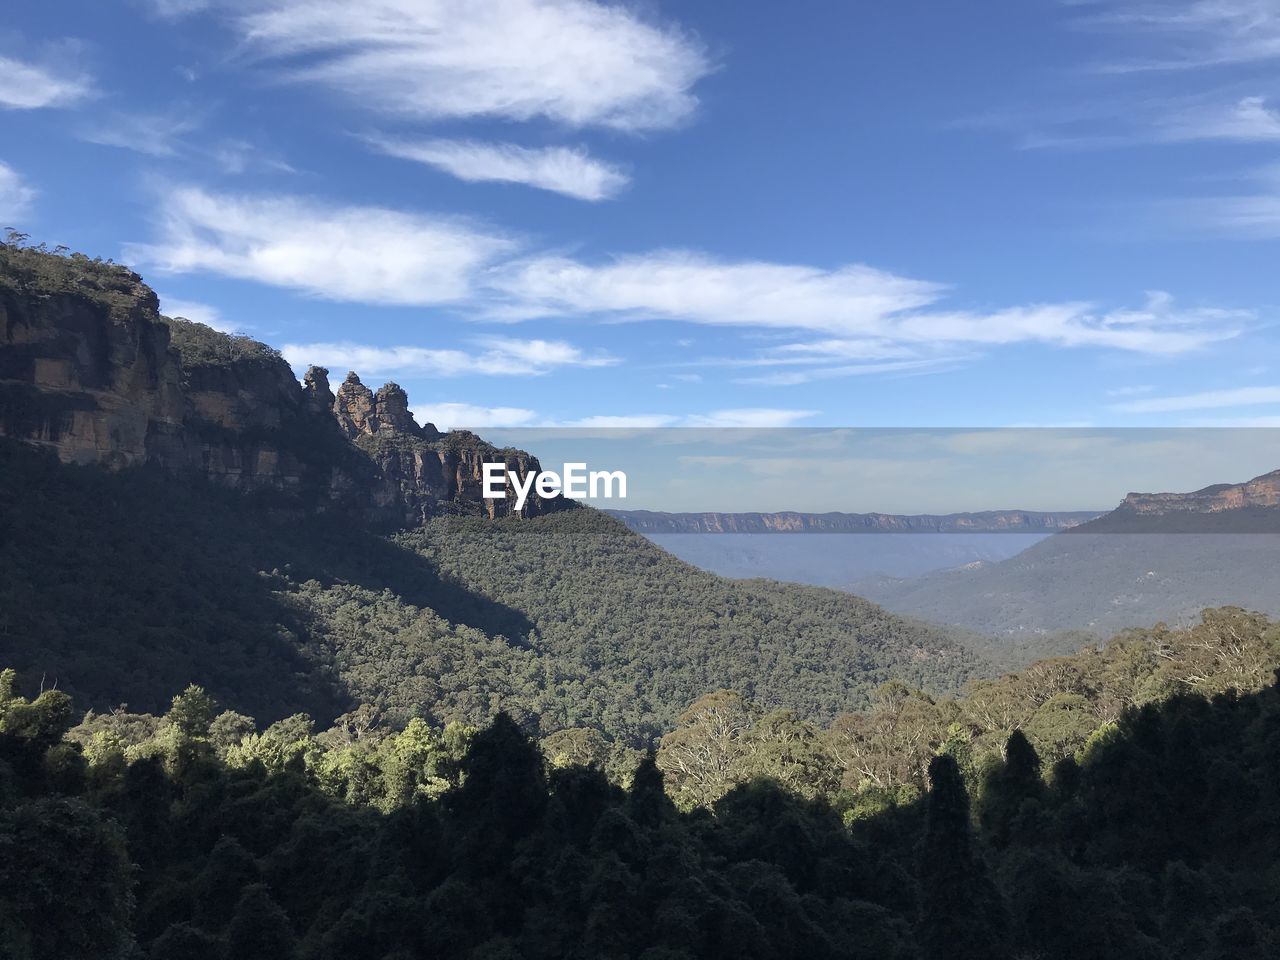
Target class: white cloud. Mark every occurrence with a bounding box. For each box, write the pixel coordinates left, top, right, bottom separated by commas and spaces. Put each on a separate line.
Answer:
158, 295, 237, 332
281, 336, 615, 378
487, 252, 945, 331
409, 406, 817, 430
489, 254, 1245, 355
0, 55, 91, 110
78, 112, 200, 157
129, 190, 1249, 375
228, 0, 710, 131
411, 402, 538, 431
1157, 96, 1280, 142
129, 185, 515, 305
683, 408, 818, 428
1115, 385, 1280, 413
146, 0, 214, 16
1176, 164, 1280, 237
369, 137, 628, 201
0, 162, 36, 222
1084, 1, 1280, 72
734, 357, 963, 386
564, 414, 679, 428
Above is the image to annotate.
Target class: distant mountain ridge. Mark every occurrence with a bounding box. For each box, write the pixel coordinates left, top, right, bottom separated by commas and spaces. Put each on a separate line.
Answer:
609, 508, 1103, 534
1073, 469, 1280, 532
855, 466, 1280, 644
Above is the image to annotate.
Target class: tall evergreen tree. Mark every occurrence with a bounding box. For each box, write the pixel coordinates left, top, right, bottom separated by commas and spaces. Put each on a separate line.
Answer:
918, 755, 1009, 960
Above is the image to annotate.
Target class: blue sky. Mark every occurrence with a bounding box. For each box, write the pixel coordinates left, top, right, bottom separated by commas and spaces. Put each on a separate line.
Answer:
2, 0, 1279, 431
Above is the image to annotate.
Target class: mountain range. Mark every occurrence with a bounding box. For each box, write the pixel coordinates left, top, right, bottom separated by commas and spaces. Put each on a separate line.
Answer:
608, 509, 1102, 534
855, 468, 1280, 651
0, 241, 978, 739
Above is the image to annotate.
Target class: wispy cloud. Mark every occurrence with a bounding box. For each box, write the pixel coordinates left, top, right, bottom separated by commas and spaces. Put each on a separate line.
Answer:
0, 54, 91, 110
1081, 1, 1280, 72
410, 406, 819, 430
129, 185, 516, 305
487, 252, 945, 332
369, 137, 628, 201
1114, 385, 1280, 413
734, 357, 964, 386
1157, 96, 1280, 142
411, 402, 538, 431
683, 408, 818, 428
0, 161, 37, 222
78, 111, 201, 158
132, 188, 1251, 382
489, 254, 1246, 355
224, 0, 711, 131
564, 414, 680, 428
158, 294, 237, 332
1173, 162, 1280, 237
281, 336, 615, 378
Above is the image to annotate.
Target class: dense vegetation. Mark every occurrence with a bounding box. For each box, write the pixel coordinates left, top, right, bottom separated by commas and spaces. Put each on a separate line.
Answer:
653, 607, 1280, 810
159, 315, 284, 367
857, 530, 1280, 639
0, 232, 145, 317
3, 607, 1279, 958
0, 440, 978, 746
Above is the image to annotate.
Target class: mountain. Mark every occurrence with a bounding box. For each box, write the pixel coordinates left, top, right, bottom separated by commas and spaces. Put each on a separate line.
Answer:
609, 509, 1101, 534
1071, 470, 1280, 533
0, 241, 561, 523
0, 241, 980, 741
855, 468, 1280, 651
611, 511, 1102, 592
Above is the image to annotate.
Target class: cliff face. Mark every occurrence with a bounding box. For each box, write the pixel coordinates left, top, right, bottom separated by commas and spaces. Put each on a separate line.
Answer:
1066, 468, 1280, 534
0, 244, 561, 522
609, 509, 1103, 534
1117, 471, 1280, 515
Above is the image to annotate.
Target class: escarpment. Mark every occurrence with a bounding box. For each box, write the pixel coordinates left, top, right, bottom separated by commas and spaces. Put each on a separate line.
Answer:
0, 242, 564, 523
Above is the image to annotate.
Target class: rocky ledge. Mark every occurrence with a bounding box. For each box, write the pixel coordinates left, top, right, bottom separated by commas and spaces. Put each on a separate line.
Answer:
0, 242, 563, 523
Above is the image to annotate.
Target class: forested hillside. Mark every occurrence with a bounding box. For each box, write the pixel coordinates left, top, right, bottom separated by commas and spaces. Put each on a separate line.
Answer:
3, 608, 1277, 959
857, 530, 1280, 640
0, 439, 978, 745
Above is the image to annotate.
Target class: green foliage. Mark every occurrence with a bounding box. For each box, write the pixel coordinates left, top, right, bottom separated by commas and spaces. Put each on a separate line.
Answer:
0, 234, 144, 319
160, 315, 282, 367
0, 438, 978, 747
3, 654, 1280, 957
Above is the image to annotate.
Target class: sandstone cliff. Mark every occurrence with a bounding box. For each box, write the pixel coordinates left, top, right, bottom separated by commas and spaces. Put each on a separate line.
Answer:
1117, 470, 1280, 514
0, 242, 563, 522
609, 509, 1102, 534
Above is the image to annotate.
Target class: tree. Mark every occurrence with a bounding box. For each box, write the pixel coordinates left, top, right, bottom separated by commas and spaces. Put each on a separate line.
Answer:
0, 798, 134, 959
977, 730, 1045, 848
225, 885, 296, 960
918, 755, 1009, 960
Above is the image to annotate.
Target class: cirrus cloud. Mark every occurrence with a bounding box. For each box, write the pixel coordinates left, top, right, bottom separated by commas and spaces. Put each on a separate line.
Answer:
280, 336, 616, 378
128, 185, 516, 305
0, 161, 37, 222
368, 137, 629, 201
0, 55, 91, 110
229, 0, 711, 131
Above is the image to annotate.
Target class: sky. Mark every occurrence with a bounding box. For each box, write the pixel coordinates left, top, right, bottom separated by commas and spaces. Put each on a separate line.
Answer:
476, 428, 1280, 512
3, 0, 1280, 433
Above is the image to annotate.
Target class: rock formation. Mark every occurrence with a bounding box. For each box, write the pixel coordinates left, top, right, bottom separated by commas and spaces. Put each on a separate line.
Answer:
609, 509, 1103, 534
0, 243, 563, 523
1117, 471, 1280, 515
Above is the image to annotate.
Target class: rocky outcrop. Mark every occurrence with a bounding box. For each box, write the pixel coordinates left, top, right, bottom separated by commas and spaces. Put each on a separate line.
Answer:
1117, 470, 1280, 515
609, 509, 1103, 534
1071, 469, 1280, 533
0, 243, 563, 522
